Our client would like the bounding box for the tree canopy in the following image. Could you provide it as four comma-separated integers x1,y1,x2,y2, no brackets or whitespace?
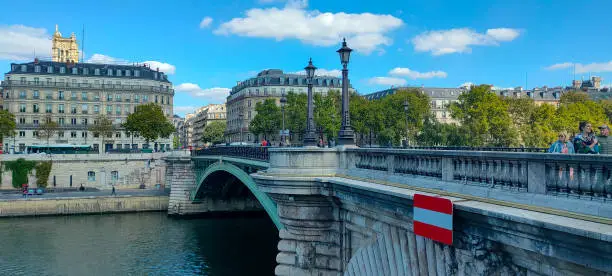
285,92,307,141
124,103,175,143
314,90,341,140
250,99,281,140
202,121,226,145
0,109,16,142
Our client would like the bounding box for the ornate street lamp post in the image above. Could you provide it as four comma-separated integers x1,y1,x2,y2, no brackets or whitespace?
336,38,355,146
304,58,317,147
280,92,287,146
403,99,409,148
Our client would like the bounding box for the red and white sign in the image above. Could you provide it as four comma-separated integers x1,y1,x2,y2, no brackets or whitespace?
413,194,453,245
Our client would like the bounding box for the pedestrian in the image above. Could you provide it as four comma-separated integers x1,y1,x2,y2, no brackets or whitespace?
111,185,116,196
22,189,27,198
598,125,610,155
79,184,85,191
548,132,574,154
574,121,600,154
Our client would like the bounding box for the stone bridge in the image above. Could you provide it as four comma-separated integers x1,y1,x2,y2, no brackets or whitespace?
165,146,612,276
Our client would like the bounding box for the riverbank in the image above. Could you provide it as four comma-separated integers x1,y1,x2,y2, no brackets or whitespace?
0,195,168,217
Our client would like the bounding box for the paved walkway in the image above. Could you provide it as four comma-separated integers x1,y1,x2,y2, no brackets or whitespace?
0,189,168,200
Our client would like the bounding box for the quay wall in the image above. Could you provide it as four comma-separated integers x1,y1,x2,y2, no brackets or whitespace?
0,195,168,217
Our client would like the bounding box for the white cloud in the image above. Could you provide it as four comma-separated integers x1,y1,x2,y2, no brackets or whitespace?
173,106,199,115
0,25,51,61
411,27,521,56
459,82,474,88
368,77,407,86
86,54,176,75
175,83,230,103
214,2,403,54
545,62,573,70
289,68,342,78
199,17,213,29
389,67,447,79
545,61,612,73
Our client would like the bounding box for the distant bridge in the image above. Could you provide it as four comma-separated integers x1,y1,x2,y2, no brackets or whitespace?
165,146,612,275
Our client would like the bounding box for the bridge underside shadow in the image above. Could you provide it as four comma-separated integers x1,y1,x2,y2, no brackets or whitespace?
192,162,283,230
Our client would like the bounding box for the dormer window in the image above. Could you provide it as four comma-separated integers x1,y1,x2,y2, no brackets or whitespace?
83,68,89,75
47,66,53,73
94,68,100,75
107,69,113,76
20,65,26,72
125,70,131,77
35,66,41,73
116,69,122,77
60,67,66,74
72,67,78,74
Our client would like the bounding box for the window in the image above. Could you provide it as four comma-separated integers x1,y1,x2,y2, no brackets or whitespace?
161,97,164,104
116,105,121,115
19,91,26,99
94,68,100,75
33,131,38,137
83,68,89,75
82,104,88,114
107,94,113,101
32,90,39,99
143,95,148,102
115,132,121,138
71,79,77,87
134,70,140,77
72,67,78,74
81,118,88,125
155,95,158,103
81,92,88,101
18,118,25,124
71,92,77,100
115,94,121,101
46,78,52,85
20,65,26,72
125,70,131,77
107,69,113,76
71,105,77,114
58,91,64,100
82,131,88,138
46,104,52,113
60,67,66,74
88,171,95,181
58,118,65,125
111,171,119,182
19,131,25,137
33,119,39,125
47,66,53,73
46,91,52,99
58,131,64,138
20,77,26,84
71,118,77,125
94,105,100,114
116,70,122,77
71,131,77,138
33,104,39,113
134,95,139,102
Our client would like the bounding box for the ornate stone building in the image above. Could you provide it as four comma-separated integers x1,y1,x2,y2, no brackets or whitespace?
225,69,346,143
52,25,79,63
192,104,226,147
1,60,174,153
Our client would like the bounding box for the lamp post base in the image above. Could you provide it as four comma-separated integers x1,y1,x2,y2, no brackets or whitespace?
337,128,355,146
303,131,317,147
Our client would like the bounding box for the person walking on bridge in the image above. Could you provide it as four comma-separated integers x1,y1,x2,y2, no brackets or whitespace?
111,185,116,196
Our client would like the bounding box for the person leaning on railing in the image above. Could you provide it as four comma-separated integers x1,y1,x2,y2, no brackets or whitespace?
548,131,574,154
573,121,600,154
598,125,610,155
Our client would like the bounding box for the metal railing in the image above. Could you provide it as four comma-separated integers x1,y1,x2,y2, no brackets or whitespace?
1,80,173,93
363,146,548,153
192,146,269,161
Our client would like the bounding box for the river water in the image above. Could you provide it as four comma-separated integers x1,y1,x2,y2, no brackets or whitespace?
0,212,279,276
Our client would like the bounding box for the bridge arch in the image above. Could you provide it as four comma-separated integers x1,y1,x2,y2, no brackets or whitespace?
192,161,283,230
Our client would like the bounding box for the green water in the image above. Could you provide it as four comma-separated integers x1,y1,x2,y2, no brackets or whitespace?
0,212,279,276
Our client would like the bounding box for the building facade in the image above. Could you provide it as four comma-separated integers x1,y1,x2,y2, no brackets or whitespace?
52,25,79,63
225,69,345,143
1,60,174,153
171,115,184,148
192,104,226,147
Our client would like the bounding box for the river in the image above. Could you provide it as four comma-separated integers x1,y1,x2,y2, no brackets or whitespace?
0,212,279,276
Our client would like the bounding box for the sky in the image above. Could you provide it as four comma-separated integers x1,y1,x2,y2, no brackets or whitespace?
0,0,611,116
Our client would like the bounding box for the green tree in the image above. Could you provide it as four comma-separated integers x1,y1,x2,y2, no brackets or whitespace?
377,88,431,146
285,92,307,142
0,109,16,145
350,93,383,146
553,97,607,136
449,85,517,147
314,90,341,140
600,99,612,123
250,99,281,140
173,135,180,149
202,121,226,145
124,103,175,144
37,115,59,146
90,115,114,153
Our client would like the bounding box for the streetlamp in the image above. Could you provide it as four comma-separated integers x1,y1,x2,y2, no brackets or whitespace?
403,99,409,148
304,58,317,147
238,112,244,143
336,38,355,146
280,92,287,146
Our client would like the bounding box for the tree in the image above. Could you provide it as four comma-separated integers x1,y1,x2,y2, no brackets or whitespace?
0,109,16,145
377,88,430,146
89,115,114,153
553,97,607,137
449,85,517,147
173,135,180,149
285,92,307,142
37,115,59,146
250,99,281,140
124,103,175,144
202,121,226,145
314,90,341,141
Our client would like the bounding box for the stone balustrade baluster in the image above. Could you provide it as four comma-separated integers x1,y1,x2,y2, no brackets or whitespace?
604,167,612,199
567,163,580,197
545,162,558,195
579,164,592,198
591,164,604,199
519,161,528,191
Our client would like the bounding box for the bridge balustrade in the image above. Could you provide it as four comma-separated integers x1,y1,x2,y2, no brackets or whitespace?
192,146,269,161
350,148,612,201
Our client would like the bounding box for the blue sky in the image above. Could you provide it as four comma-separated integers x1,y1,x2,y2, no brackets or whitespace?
1,0,611,116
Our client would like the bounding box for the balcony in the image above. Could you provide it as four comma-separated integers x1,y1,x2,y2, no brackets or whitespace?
33,95,40,99
1,80,174,93
82,111,88,114
59,96,65,100
46,96,53,100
